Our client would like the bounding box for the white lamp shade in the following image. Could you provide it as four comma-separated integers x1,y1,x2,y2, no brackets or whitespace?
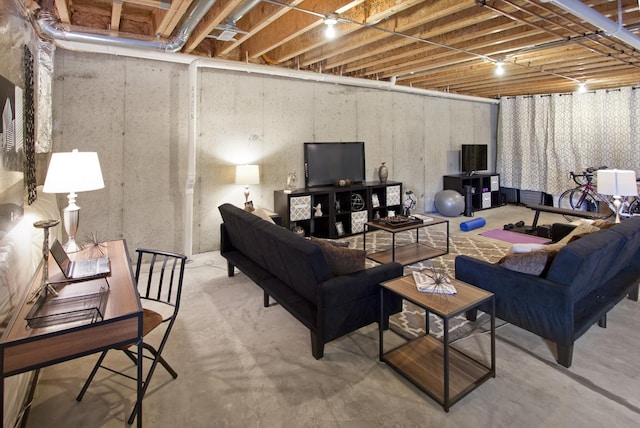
597,169,638,197
235,165,260,185
43,149,105,193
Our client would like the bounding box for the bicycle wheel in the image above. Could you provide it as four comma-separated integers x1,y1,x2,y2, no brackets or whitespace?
628,199,640,217
558,188,612,222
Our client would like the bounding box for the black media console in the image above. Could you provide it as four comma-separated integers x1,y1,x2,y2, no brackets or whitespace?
443,173,501,213
274,181,402,238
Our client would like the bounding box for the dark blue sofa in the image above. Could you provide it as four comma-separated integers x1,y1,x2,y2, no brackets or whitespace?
455,217,640,368
218,203,403,359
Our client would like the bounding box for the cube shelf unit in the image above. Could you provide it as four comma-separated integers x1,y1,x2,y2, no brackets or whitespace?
443,173,500,212
274,181,402,238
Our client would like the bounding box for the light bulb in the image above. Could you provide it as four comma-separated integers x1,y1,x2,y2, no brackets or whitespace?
325,24,336,39
578,82,587,93
495,61,505,76
324,17,337,39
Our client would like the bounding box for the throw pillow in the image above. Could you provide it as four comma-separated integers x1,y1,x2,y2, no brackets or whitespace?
311,237,365,276
252,208,276,224
592,219,615,229
544,223,600,251
497,251,549,276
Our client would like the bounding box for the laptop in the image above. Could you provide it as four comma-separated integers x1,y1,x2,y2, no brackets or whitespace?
50,239,111,280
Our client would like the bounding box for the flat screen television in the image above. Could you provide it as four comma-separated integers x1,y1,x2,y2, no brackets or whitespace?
304,142,366,188
461,144,488,175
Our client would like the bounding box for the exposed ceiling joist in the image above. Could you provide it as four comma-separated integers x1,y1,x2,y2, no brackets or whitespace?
32,0,640,98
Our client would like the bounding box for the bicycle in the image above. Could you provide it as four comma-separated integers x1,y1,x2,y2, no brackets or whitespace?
558,167,640,222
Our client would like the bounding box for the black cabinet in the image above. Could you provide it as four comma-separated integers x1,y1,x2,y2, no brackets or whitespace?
443,174,500,213
274,181,402,238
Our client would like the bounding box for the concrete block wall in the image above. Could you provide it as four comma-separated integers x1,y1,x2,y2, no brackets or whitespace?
51,50,497,255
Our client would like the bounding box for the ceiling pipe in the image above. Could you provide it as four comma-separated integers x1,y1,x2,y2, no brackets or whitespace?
37,0,218,53
226,0,262,26
540,0,640,50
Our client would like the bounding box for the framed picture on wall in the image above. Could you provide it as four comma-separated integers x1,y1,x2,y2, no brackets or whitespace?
0,73,26,237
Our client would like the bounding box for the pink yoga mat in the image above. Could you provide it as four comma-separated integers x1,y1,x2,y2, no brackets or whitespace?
480,229,551,244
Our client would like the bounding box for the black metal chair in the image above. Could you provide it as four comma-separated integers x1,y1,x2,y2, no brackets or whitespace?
76,248,187,424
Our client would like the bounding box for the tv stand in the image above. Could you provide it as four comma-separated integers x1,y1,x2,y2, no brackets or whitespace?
274,181,402,238
443,173,500,213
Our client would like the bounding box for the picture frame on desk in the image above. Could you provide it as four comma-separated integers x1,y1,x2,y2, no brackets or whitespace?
335,221,345,236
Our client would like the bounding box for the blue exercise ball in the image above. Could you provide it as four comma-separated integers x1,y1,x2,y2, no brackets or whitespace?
434,190,465,217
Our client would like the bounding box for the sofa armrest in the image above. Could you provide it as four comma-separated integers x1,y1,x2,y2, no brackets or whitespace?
550,223,577,242
318,262,403,343
220,223,235,254
455,255,572,309
319,262,403,307
455,255,575,344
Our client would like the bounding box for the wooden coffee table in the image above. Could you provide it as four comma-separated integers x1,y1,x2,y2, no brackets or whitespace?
379,274,495,412
364,216,449,266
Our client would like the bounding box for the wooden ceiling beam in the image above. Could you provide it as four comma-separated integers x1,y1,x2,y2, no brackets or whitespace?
239,0,361,60
320,6,499,72
358,28,554,80
217,0,306,56
345,18,542,77
155,0,193,37
404,55,636,93
54,0,71,23
266,0,426,64
293,0,477,67
111,1,123,30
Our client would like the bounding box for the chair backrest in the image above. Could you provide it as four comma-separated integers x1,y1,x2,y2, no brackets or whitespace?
134,248,187,316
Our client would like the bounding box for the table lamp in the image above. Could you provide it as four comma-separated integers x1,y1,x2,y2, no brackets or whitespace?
596,169,638,223
43,149,105,252
235,164,260,209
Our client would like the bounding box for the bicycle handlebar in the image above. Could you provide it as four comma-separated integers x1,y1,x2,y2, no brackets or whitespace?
568,166,608,185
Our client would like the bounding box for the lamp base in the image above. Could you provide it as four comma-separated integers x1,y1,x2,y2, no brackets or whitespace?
63,193,82,253
613,196,622,224
63,238,82,253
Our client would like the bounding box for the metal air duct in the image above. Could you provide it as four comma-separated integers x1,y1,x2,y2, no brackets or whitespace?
540,0,640,50
37,0,218,53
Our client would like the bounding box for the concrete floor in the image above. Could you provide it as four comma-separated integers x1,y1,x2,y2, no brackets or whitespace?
24,204,640,427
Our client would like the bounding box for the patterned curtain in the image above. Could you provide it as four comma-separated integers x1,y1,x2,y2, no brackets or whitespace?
497,86,640,196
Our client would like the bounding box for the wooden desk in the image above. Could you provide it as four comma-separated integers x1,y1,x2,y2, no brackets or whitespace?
0,240,143,427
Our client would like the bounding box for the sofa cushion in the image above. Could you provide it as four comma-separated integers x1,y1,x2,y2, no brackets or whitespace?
498,251,550,276
311,237,366,276
254,220,332,304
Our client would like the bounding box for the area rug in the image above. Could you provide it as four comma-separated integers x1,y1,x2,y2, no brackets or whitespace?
480,228,551,244
348,229,510,339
